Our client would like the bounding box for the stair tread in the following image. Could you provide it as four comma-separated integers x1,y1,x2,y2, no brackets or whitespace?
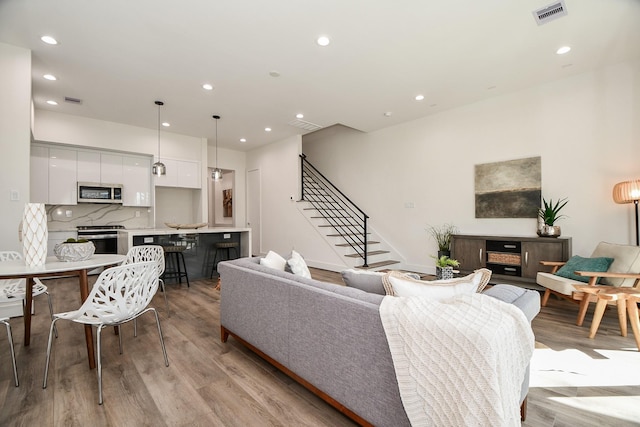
311,216,351,219
355,260,401,269
327,233,371,236
318,224,360,228
345,250,389,258
335,241,379,247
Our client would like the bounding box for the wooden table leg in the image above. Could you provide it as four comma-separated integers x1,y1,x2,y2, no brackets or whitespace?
24,277,34,346
78,270,96,369
589,297,608,339
617,297,628,337
627,298,640,351
577,295,592,326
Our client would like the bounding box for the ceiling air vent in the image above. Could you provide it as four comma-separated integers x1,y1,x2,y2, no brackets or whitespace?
288,119,323,132
533,1,567,25
64,96,83,105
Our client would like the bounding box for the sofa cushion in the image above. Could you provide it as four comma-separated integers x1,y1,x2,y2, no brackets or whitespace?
260,250,287,271
287,250,311,279
483,285,540,322
382,271,482,299
342,269,386,295
555,255,614,283
591,242,640,286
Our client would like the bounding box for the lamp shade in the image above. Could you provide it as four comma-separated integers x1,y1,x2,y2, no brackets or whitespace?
613,180,640,204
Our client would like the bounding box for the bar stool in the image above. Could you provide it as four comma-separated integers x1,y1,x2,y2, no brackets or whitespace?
210,242,239,278
162,245,190,287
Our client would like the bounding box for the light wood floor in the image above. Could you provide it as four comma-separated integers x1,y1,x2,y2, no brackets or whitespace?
0,269,639,426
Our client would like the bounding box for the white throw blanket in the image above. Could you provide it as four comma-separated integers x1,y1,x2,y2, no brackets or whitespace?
379,293,534,427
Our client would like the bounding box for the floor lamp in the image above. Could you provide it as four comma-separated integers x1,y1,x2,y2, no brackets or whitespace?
613,179,640,246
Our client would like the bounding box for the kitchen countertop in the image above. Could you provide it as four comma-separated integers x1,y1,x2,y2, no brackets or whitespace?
119,227,250,236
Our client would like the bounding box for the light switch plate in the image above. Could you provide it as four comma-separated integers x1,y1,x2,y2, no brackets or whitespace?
223,233,231,239
10,190,19,201
144,237,154,243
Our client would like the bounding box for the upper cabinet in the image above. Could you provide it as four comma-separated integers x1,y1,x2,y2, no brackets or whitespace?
31,143,152,207
154,159,201,189
122,155,151,206
31,144,80,205
77,151,123,185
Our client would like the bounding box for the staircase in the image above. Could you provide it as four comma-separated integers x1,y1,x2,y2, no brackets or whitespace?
299,154,400,270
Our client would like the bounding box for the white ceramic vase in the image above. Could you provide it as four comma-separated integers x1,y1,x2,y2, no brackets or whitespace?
22,203,48,267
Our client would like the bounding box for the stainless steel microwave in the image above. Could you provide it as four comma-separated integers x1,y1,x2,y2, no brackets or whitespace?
77,182,123,203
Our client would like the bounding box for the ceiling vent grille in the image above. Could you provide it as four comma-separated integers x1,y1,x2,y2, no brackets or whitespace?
64,96,83,105
533,1,567,25
288,119,323,132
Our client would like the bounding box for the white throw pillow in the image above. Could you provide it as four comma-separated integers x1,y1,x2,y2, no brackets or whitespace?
260,250,287,271
287,250,311,279
383,270,485,299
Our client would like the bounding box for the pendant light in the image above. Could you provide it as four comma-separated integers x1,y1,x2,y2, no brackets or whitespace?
152,100,166,176
211,115,223,181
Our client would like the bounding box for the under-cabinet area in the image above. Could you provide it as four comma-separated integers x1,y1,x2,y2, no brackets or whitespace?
450,234,572,288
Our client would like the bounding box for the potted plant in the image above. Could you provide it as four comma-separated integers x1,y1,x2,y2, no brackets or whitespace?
427,223,458,258
434,255,459,280
537,197,568,237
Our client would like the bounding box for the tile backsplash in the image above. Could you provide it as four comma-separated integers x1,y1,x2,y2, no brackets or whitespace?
47,204,153,231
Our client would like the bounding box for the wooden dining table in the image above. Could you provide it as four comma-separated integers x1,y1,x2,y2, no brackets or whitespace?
0,254,126,369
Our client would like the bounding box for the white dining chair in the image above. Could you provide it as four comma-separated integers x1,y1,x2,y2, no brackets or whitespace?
43,261,170,404
0,316,18,387
123,245,168,315
0,251,57,337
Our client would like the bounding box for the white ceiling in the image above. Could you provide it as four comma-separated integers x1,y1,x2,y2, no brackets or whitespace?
0,0,638,151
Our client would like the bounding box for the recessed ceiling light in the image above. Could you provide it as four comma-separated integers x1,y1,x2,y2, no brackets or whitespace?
202,83,214,91
46,100,58,105
265,127,272,132
384,112,392,117
41,35,58,45
269,70,281,78
316,36,330,47
162,122,170,127
240,138,247,143
43,74,57,81
296,113,304,119
415,95,425,101
556,46,571,55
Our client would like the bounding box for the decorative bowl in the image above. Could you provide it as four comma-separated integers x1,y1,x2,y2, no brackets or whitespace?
164,222,208,230
53,241,96,262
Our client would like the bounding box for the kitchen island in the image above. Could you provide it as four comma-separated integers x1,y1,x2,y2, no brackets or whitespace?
118,227,251,281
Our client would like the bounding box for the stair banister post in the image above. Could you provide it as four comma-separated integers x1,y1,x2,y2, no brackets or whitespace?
300,154,306,201
363,216,369,267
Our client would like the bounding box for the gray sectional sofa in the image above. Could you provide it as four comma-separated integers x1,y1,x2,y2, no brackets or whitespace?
218,257,540,427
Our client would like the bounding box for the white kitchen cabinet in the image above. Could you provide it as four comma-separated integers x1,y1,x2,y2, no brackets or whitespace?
122,155,151,206
30,145,49,203
78,151,124,185
154,159,200,189
48,147,77,205
177,160,200,188
77,151,100,183
101,153,123,184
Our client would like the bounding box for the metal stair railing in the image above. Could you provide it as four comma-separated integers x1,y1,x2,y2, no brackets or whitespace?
299,154,369,267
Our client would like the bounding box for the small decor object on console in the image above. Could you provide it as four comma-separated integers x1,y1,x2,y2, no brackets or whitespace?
427,223,458,258
537,197,568,237
53,239,95,262
434,255,459,280
21,203,48,267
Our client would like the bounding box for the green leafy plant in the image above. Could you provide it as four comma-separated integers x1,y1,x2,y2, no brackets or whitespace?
434,255,460,268
427,223,458,251
538,197,568,226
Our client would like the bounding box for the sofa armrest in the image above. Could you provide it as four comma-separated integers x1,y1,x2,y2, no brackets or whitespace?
539,260,566,274
483,285,540,322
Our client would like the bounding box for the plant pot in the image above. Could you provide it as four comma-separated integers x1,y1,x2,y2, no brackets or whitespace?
437,250,451,259
53,241,96,262
537,225,561,238
436,266,454,280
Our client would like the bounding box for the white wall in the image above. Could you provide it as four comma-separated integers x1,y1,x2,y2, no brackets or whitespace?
0,43,31,251
246,135,346,268
303,60,640,270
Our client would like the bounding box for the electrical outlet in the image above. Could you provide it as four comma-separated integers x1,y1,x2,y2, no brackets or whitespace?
10,190,19,201
404,202,415,208
135,211,140,218
65,210,73,218
223,233,231,239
